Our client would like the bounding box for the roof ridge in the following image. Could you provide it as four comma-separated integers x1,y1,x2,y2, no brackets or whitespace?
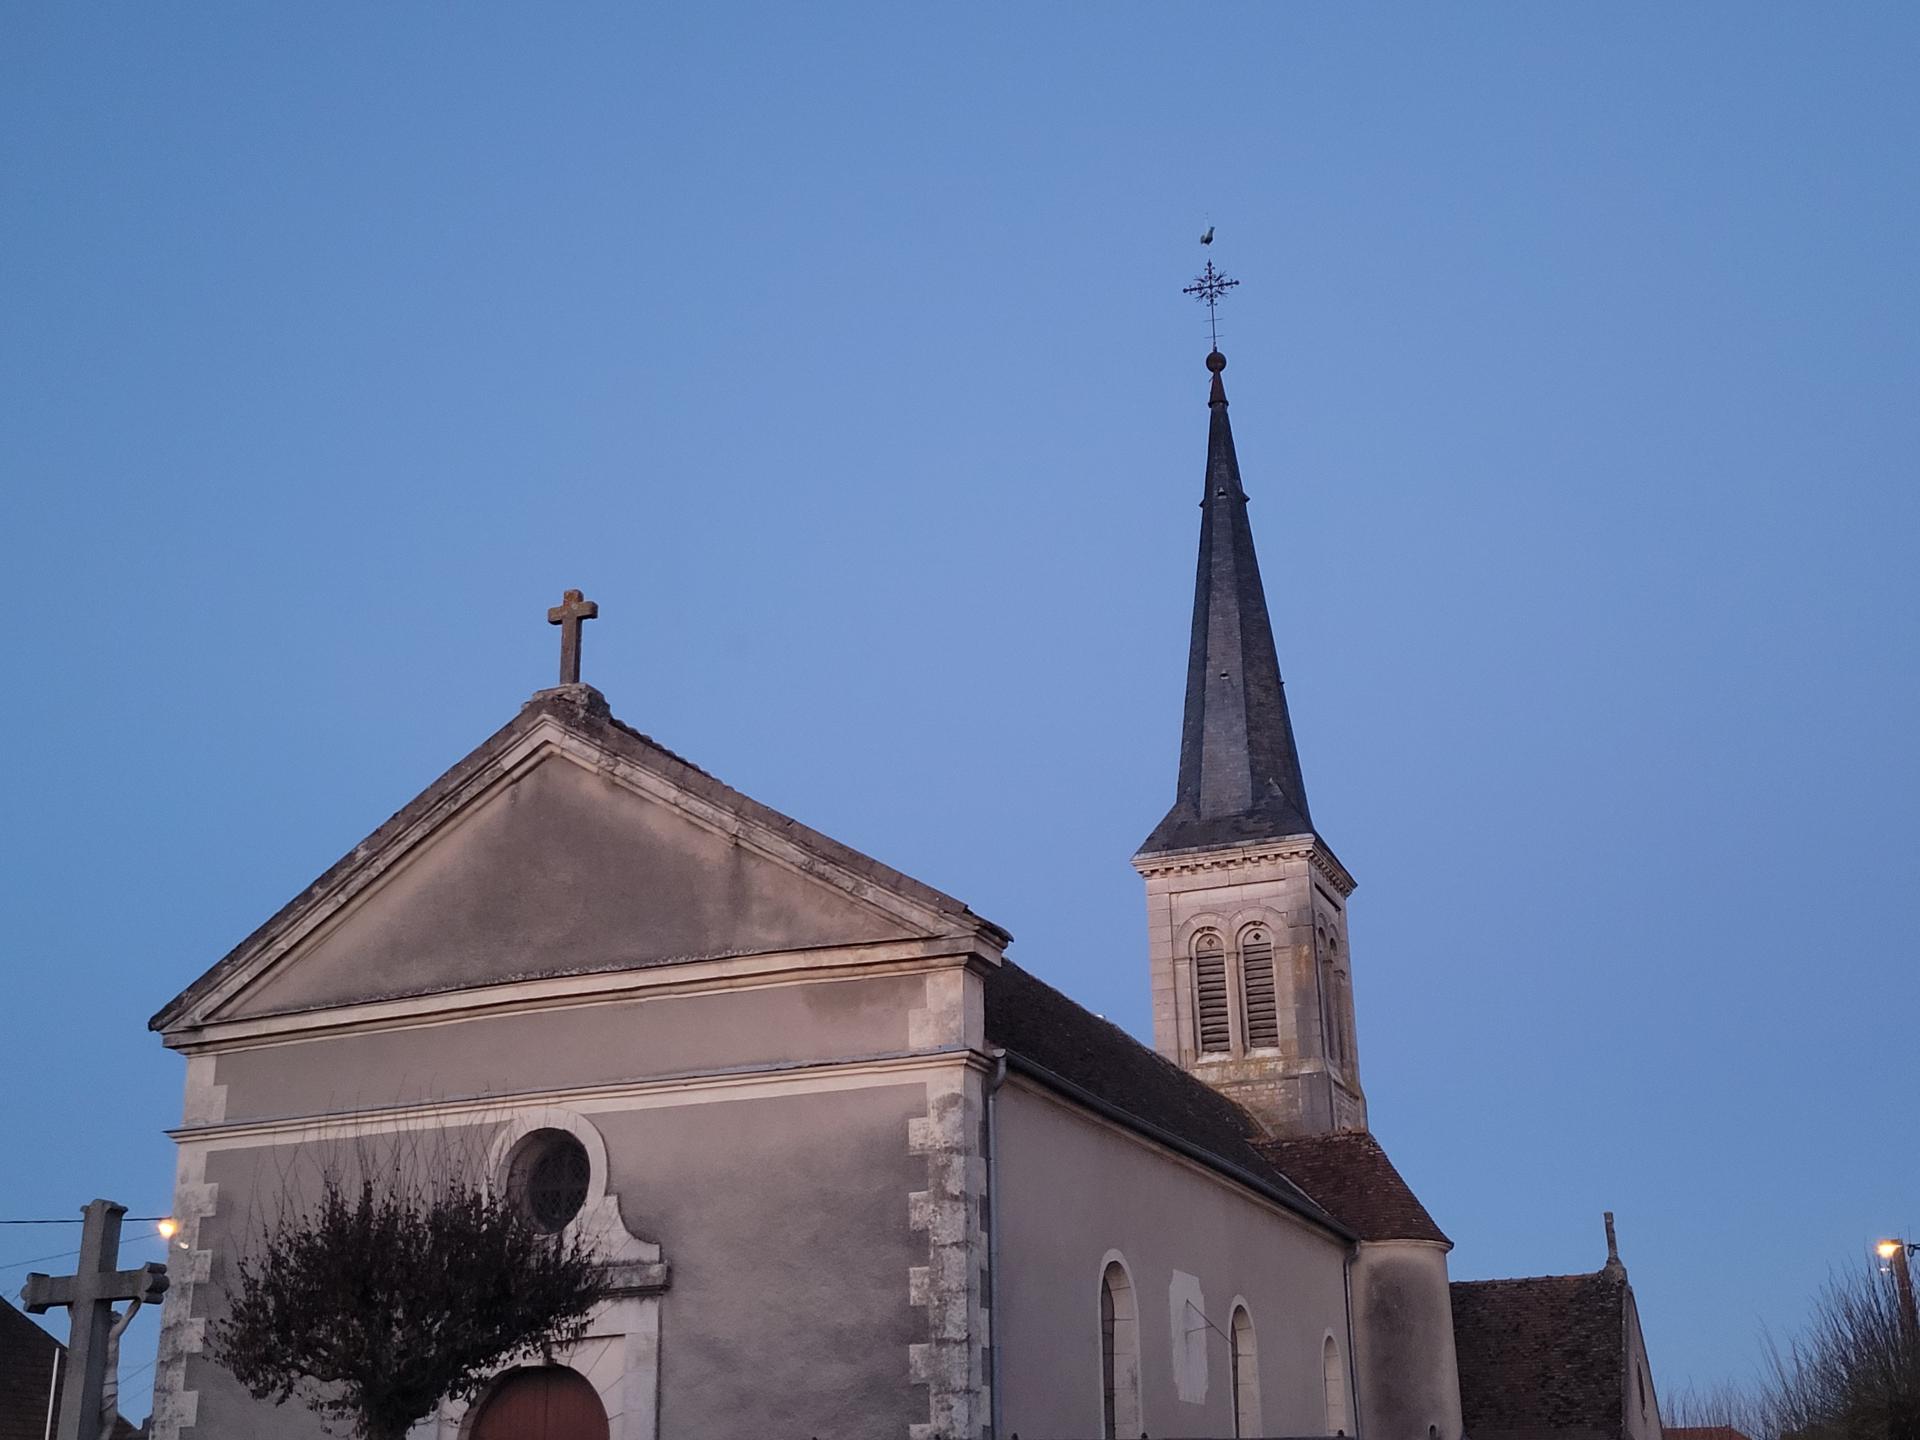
1451,1266,1626,1287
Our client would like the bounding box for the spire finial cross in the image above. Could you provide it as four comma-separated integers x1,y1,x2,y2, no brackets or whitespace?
547,588,599,685
1183,259,1240,352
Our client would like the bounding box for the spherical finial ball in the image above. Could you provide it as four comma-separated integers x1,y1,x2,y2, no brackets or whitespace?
1206,350,1227,373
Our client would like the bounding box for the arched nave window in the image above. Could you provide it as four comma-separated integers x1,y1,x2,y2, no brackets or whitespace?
1324,1334,1352,1437
1239,925,1279,1049
1099,1260,1141,1440
1229,1305,1260,1438
1192,931,1231,1054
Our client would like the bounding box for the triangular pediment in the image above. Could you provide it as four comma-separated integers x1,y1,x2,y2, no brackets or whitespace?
155,687,1000,1032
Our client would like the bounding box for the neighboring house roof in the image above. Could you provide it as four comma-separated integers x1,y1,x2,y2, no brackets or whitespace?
0,1302,141,1440
1450,1264,1630,1440
1254,1130,1450,1244
983,960,1352,1241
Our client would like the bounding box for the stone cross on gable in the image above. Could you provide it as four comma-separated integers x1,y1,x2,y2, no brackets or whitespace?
547,588,599,686
22,1199,168,1440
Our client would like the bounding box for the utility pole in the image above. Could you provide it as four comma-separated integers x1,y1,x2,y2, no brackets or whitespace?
1879,1239,1919,1348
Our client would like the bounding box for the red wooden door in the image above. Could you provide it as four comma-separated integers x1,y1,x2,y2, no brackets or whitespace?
470,1367,610,1440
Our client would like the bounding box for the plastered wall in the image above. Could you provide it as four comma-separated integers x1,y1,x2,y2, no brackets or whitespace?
208,969,931,1123
1348,1241,1464,1440
993,1079,1353,1439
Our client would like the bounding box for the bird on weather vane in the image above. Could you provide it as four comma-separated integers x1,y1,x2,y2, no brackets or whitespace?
1183,227,1238,352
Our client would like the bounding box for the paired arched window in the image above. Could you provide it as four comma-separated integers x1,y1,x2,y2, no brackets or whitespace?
1323,1334,1352,1436
1190,924,1281,1058
1229,1305,1261,1437
1099,1262,1141,1440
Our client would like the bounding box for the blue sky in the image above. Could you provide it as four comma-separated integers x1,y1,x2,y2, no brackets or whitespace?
3,3,1916,1420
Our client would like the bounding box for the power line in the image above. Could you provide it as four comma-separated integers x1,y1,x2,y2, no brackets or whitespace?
0,1217,168,1226
2,1232,168,1276
0,1247,83,1274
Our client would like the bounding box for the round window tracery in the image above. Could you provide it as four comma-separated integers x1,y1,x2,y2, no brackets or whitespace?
506,1129,591,1233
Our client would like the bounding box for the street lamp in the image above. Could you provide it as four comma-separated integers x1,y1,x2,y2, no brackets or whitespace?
1877,1238,1919,1345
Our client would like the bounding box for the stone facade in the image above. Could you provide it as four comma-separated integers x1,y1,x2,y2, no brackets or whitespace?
148,691,1010,1440
1136,834,1367,1137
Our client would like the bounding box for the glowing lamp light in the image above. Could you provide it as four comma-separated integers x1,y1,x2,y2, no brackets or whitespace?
1878,1240,1902,1260
157,1218,178,1241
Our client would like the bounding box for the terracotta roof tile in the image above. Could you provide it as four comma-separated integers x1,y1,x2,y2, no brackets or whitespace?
1450,1267,1628,1440
1254,1131,1450,1244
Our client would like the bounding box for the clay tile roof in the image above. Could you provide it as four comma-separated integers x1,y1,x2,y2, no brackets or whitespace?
982,961,1348,1238
0,1302,141,1440
1449,1267,1629,1440
1253,1130,1450,1244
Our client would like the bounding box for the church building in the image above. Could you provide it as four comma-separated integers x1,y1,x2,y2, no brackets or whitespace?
146,339,1664,1440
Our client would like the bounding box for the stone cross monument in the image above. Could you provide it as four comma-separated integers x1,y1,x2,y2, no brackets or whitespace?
21,1199,169,1440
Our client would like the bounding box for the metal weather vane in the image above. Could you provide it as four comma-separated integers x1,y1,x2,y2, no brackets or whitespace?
1183,256,1240,352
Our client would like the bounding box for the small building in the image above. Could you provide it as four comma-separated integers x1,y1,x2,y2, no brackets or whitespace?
1451,1220,1663,1440
1,1301,142,1440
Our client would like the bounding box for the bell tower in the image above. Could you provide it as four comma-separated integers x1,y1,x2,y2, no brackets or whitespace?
1133,347,1366,1137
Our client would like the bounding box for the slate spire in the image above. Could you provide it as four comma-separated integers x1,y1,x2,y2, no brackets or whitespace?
1139,350,1316,855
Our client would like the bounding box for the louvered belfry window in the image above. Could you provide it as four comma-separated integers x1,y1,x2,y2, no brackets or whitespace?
1193,932,1231,1054
1240,927,1280,1049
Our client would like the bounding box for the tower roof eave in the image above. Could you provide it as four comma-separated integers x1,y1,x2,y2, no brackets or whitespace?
1136,795,1316,858
1132,814,1354,895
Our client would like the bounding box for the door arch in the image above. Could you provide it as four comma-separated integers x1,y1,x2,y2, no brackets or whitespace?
470,1366,610,1440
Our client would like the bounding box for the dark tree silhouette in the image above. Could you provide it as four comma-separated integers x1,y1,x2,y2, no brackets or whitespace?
1664,1260,1920,1440
210,1169,606,1440
1764,1260,1920,1440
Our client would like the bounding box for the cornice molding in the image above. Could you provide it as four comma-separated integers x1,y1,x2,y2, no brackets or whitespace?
167,1046,991,1146
164,938,996,1054
1133,834,1356,895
